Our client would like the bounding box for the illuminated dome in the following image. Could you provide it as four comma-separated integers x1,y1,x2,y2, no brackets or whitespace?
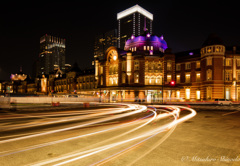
10,72,27,81
10,67,27,81
124,32,168,54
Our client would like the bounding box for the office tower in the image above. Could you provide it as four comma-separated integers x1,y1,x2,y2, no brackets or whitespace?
117,4,153,49
94,29,118,60
37,34,66,76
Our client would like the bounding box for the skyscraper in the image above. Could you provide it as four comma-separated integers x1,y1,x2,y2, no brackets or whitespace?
117,4,153,49
37,34,66,76
94,29,118,60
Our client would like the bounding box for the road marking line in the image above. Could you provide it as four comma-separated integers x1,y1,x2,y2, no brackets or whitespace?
222,110,240,116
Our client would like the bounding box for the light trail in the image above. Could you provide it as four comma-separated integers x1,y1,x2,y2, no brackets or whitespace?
0,108,121,131
0,106,153,157
0,104,145,143
29,105,196,166
0,103,196,166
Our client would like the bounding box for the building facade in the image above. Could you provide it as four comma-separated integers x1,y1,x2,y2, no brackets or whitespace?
95,32,174,103
117,5,153,49
93,33,240,102
175,34,240,101
37,34,66,76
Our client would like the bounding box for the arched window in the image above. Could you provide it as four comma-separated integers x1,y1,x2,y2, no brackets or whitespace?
150,76,155,85
156,76,162,85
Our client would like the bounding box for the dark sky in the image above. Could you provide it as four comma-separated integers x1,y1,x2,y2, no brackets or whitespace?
0,0,239,80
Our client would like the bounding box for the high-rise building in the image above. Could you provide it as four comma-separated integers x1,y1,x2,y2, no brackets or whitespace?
94,29,118,60
37,34,66,76
117,4,153,49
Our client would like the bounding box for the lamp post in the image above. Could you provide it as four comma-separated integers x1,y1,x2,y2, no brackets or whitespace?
162,75,163,104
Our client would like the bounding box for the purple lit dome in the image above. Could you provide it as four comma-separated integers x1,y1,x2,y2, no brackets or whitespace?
125,33,168,53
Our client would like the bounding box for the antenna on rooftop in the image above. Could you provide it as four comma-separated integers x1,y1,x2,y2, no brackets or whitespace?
144,17,147,31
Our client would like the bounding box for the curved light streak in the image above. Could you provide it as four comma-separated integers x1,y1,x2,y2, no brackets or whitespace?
0,104,196,166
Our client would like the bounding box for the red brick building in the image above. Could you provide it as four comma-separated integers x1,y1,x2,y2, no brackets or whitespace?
95,33,240,102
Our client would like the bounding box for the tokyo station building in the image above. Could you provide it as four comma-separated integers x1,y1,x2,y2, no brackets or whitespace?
94,33,240,102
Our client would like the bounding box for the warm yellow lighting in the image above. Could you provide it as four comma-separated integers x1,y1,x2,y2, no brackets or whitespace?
176,91,180,99
113,55,117,61
185,88,190,100
196,90,200,100
127,52,132,76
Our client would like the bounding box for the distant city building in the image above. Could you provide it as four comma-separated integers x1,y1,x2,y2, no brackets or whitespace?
117,4,153,49
37,34,66,76
94,29,118,60
64,64,72,73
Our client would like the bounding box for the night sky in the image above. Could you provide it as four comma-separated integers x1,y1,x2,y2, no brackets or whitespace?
0,0,239,80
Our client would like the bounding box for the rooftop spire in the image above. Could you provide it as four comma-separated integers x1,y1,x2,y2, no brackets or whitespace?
144,17,147,31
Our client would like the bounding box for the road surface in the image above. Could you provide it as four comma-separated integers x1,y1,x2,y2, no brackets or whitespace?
0,103,196,166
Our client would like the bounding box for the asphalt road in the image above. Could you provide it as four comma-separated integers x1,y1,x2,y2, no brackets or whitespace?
0,104,239,166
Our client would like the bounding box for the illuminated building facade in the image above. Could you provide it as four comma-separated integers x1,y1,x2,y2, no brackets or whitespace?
37,34,66,76
94,33,240,102
95,32,175,103
175,34,240,101
117,5,153,49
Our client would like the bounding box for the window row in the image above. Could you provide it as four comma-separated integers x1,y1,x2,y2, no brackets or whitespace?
145,62,162,72
176,61,200,71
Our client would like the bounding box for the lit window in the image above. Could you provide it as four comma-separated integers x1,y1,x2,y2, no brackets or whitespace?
225,88,230,100
147,46,150,50
144,46,146,50
185,74,190,83
176,91,180,99
225,71,231,81
149,76,155,85
134,72,139,83
196,61,200,68
176,75,180,83
206,70,212,81
156,76,162,85
167,62,172,71
196,90,200,100
185,88,190,100
134,61,139,70
196,73,201,82
150,46,153,50
207,87,212,100
100,66,103,74
167,75,172,83
207,58,212,66
226,58,232,66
